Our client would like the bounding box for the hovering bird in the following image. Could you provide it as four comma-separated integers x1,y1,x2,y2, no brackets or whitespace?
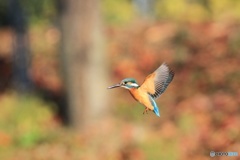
108,63,174,117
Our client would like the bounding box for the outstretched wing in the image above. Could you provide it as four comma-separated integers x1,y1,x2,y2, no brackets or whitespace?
140,63,174,99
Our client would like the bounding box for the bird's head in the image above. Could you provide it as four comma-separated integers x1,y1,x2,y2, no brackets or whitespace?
108,78,139,90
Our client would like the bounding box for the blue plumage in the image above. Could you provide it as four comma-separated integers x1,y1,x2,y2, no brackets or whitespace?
149,96,160,117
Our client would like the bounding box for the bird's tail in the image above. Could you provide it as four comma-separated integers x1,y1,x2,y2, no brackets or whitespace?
149,96,160,117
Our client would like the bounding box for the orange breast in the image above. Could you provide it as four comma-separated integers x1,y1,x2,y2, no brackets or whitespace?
129,88,154,110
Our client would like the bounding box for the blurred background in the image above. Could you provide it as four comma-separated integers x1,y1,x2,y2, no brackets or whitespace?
0,0,240,159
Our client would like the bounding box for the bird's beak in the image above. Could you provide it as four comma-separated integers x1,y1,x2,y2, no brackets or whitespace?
107,83,121,89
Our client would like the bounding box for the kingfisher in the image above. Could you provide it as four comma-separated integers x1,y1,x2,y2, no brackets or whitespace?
108,63,174,117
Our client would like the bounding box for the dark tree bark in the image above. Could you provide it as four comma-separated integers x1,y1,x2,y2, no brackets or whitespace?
8,0,32,92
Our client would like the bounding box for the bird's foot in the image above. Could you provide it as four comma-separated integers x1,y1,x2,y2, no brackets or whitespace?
143,108,149,115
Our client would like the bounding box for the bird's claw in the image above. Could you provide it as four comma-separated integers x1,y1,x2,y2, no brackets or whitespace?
143,108,149,115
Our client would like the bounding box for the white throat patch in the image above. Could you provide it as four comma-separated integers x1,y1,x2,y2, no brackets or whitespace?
131,83,139,87
121,83,139,89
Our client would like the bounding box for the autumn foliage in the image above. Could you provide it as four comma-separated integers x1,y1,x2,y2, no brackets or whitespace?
0,0,240,159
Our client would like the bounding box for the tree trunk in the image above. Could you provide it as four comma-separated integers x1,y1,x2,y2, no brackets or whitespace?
59,0,108,129
8,0,32,92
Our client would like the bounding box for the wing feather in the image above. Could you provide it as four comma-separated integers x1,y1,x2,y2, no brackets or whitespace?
140,63,174,99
